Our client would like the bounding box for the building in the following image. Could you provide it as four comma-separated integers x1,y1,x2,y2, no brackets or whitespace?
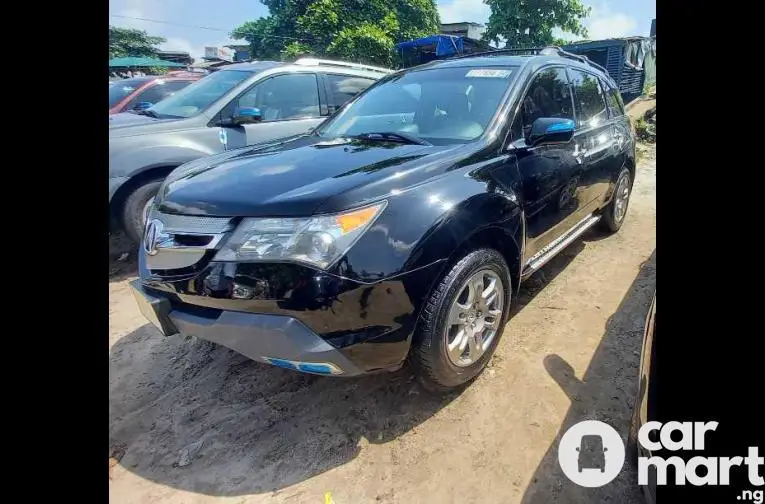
562,37,656,103
156,50,193,65
439,22,486,41
650,18,656,37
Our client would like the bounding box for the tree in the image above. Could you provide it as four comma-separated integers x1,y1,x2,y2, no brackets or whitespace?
109,26,166,59
231,0,439,66
483,0,590,48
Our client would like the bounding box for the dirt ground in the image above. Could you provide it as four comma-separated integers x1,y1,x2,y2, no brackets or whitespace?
109,144,656,504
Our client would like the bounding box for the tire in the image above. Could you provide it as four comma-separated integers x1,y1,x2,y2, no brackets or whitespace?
600,167,632,233
410,248,511,392
121,179,162,244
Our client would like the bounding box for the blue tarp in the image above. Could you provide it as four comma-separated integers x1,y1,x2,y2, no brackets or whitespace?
394,35,464,57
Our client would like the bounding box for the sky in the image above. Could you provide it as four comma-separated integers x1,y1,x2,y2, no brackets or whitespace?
109,0,656,59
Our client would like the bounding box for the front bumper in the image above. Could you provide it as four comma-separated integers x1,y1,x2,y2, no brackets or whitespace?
130,279,366,376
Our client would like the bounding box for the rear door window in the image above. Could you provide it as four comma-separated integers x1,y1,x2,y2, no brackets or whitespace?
568,69,609,128
601,78,625,117
325,74,376,111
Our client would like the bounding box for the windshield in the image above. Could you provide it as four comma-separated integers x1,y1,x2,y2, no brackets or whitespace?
317,66,517,145
109,78,148,107
148,70,253,119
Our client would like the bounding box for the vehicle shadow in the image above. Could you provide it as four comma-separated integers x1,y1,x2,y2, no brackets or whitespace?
109,232,613,497
520,249,656,504
109,325,459,496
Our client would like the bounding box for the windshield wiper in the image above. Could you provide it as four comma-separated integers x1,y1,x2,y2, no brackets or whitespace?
352,132,431,146
135,109,159,118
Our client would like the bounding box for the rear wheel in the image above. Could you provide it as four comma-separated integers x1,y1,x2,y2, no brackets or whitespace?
121,179,162,244
600,167,632,233
410,249,511,392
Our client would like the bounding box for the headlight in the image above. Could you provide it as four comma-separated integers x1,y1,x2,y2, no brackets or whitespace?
213,201,387,269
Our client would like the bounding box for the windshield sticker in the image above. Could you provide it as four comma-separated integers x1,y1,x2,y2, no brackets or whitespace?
465,69,512,78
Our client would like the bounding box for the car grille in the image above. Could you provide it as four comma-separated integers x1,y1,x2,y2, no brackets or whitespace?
144,210,235,274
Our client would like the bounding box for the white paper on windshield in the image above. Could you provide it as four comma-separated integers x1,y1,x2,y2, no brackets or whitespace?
465,69,512,78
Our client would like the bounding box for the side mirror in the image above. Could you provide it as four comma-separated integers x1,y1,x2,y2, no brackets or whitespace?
575,447,580,452
233,107,262,125
527,118,575,147
603,447,608,452
133,101,154,111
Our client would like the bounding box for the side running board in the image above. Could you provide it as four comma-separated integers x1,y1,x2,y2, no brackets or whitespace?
521,214,601,279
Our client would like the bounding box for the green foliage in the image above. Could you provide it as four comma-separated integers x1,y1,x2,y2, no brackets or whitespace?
109,26,166,59
232,0,439,66
148,66,169,75
281,41,314,60
484,0,590,48
327,24,395,67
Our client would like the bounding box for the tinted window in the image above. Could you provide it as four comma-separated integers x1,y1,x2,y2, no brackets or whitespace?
602,78,625,117
132,80,193,107
326,74,375,110
318,66,518,145
569,69,608,128
235,73,320,122
149,70,253,118
108,78,149,107
519,67,573,138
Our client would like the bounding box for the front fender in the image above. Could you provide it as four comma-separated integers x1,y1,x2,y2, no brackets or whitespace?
336,166,523,284
109,141,215,179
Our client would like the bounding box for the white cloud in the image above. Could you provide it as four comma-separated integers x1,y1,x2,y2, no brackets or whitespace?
111,0,201,58
438,0,491,24
436,0,638,43
586,11,637,40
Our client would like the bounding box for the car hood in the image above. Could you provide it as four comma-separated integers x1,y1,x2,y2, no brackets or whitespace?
109,112,196,138
156,135,467,217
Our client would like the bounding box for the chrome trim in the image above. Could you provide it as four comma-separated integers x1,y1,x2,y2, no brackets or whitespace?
147,209,233,235
522,213,601,278
143,211,233,270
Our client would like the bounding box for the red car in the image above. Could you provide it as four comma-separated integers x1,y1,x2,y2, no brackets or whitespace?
109,74,202,114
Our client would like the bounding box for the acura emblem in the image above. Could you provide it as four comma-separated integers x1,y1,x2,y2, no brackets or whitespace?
143,219,164,256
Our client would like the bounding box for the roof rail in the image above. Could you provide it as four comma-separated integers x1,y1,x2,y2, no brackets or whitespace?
293,58,391,74
447,45,610,75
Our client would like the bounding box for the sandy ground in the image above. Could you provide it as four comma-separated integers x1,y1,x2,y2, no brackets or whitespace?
109,144,656,504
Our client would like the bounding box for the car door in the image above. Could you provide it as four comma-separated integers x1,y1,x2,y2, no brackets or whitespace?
567,68,621,210
505,66,586,262
322,73,377,115
217,72,327,150
601,76,631,195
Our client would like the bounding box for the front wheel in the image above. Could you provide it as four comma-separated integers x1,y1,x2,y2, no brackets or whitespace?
600,167,632,233
121,179,162,244
410,248,511,392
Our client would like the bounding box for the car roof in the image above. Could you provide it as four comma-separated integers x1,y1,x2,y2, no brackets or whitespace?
217,59,389,79
408,53,611,81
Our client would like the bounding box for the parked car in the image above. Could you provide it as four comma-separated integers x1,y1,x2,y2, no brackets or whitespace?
110,58,389,243
130,47,635,391
109,75,201,115
629,292,656,504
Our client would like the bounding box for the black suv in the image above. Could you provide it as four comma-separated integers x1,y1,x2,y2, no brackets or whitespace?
130,48,636,391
